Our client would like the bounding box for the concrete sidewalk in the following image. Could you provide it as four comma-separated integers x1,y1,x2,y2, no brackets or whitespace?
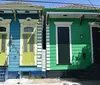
1,79,100,85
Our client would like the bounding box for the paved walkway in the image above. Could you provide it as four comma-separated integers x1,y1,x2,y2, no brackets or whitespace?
1,79,100,85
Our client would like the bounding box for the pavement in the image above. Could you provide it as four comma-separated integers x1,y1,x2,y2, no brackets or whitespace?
1,79,100,85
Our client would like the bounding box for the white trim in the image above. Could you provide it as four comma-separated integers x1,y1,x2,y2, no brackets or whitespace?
54,22,73,64
19,18,38,66
88,22,100,64
0,18,11,65
47,12,99,15
47,68,50,70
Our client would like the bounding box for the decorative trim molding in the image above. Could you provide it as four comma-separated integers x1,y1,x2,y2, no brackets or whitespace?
19,17,38,25
19,17,38,66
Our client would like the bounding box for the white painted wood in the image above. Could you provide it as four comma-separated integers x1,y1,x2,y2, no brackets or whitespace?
88,22,100,63
37,62,42,64
37,65,42,67
47,58,50,61
42,50,46,71
47,68,50,70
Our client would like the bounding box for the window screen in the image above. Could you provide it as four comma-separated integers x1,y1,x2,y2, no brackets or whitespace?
30,35,34,52
1,34,6,52
23,35,28,52
24,27,33,32
57,27,70,65
0,27,6,32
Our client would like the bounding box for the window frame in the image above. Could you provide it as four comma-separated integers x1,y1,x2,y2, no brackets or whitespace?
54,22,72,64
19,18,38,66
0,17,11,66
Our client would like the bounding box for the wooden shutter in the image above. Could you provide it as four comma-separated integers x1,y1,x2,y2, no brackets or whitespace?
1,34,6,52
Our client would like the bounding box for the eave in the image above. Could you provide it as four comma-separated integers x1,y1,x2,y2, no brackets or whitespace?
44,8,99,14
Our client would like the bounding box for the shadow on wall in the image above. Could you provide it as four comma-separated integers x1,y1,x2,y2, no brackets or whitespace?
60,44,91,79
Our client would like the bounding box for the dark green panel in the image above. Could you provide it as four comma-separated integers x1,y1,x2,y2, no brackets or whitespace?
58,27,70,64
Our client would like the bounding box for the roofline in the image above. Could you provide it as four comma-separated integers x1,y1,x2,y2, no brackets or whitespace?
47,12,99,15
0,2,44,10
44,8,99,14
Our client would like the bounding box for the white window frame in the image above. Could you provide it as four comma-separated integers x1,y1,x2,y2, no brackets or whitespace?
23,27,34,33
54,22,73,64
19,17,38,66
88,22,100,64
0,17,11,65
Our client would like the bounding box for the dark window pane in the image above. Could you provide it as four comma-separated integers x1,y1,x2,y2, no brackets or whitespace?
1,34,6,52
24,27,33,32
0,27,6,32
57,27,70,65
23,35,28,52
30,35,34,52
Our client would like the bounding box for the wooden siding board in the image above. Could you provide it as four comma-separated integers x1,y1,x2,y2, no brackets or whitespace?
48,18,94,70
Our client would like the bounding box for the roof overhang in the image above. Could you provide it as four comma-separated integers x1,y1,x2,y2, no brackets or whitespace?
0,2,44,14
47,12,99,15
47,12,99,18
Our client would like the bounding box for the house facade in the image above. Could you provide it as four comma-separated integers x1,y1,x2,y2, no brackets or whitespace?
0,2,46,81
0,2,100,81
45,4,100,78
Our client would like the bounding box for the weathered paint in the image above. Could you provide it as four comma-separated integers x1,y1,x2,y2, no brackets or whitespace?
0,14,43,76
46,18,96,70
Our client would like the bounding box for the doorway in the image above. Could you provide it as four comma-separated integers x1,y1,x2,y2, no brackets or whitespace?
92,27,100,64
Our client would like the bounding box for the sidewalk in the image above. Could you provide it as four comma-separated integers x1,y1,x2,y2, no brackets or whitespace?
1,78,100,85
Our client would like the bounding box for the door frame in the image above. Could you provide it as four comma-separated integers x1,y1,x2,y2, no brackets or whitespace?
54,22,73,64
19,17,38,66
89,22,100,64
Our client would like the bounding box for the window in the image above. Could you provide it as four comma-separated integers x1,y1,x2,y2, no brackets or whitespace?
24,27,33,32
0,27,6,32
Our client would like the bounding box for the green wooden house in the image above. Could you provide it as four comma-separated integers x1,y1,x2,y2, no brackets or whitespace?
45,4,100,78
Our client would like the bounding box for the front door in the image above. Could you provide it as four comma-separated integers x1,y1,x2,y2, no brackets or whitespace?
92,27,100,64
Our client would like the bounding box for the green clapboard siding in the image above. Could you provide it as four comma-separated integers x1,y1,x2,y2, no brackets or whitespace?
0,34,7,66
49,18,95,70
